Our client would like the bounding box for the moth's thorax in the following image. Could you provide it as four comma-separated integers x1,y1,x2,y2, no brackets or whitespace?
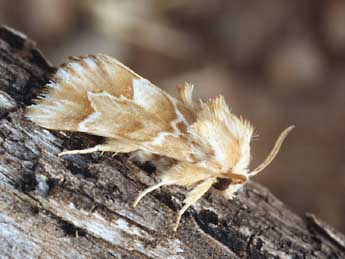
195,159,223,172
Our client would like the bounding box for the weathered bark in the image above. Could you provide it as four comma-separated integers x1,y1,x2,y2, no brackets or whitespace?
0,25,344,259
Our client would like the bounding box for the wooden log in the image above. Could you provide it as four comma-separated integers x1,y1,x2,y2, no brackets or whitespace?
0,25,344,259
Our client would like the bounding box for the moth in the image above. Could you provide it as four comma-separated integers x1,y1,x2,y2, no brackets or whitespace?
26,54,294,231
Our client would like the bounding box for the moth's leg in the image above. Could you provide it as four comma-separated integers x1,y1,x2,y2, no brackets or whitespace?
59,138,138,157
58,144,114,156
220,183,244,200
173,178,216,231
132,162,212,215
132,181,167,207
129,150,154,163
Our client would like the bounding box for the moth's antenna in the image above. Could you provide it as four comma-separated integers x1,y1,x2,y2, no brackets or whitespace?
248,125,295,177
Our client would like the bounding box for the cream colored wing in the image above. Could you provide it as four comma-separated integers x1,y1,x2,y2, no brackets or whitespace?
27,54,192,130
26,54,200,162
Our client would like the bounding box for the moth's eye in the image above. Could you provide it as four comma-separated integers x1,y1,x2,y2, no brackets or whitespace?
213,178,232,191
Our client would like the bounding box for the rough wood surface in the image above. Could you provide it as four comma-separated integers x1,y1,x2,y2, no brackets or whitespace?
0,25,344,259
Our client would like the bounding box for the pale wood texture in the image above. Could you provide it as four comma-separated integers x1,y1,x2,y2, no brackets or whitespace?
0,25,345,259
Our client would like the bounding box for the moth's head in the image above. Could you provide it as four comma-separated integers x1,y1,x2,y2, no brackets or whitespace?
213,169,249,192
213,176,247,200
214,125,295,199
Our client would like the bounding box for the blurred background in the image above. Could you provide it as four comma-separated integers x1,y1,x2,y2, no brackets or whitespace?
1,0,344,232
